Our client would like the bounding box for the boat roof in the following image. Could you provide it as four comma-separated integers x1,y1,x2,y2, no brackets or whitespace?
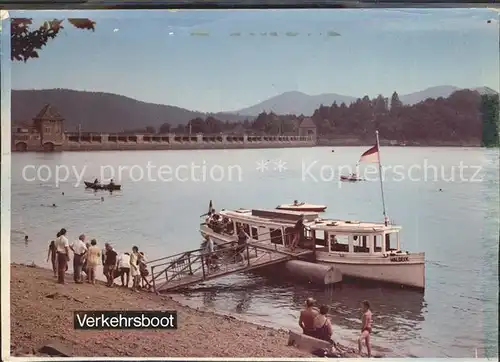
218,208,401,233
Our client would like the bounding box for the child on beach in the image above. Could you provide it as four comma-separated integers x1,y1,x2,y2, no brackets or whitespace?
358,300,372,357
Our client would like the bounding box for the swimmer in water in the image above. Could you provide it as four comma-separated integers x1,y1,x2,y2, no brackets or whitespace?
439,188,443,192
52,203,57,207
101,197,104,202
62,192,65,196
24,235,29,244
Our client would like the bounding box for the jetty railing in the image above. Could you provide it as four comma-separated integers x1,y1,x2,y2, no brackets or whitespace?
148,240,248,292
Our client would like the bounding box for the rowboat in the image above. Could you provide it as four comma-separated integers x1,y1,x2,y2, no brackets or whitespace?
84,181,121,191
340,175,364,182
276,201,327,212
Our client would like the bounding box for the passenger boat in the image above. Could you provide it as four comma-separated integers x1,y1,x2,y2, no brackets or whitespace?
84,181,121,191
276,201,327,212
200,208,425,290
200,131,425,290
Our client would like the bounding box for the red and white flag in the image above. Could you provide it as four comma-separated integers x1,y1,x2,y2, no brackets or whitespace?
359,144,379,163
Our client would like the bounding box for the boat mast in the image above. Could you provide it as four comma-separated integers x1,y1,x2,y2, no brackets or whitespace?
375,130,388,226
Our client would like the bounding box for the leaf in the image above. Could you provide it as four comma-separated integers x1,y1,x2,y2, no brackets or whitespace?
67,18,96,31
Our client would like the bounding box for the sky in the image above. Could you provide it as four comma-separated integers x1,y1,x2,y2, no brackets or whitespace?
8,8,500,113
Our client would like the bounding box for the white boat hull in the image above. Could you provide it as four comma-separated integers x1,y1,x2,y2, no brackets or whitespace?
316,252,425,290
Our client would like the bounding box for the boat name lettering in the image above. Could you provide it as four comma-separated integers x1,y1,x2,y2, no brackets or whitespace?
390,256,409,262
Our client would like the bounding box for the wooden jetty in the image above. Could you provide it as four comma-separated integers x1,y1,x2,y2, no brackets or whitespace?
145,240,313,293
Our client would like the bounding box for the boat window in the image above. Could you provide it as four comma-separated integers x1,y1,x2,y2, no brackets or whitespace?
251,227,258,240
243,223,250,234
269,228,283,245
330,235,349,252
385,233,397,251
315,230,326,247
374,235,383,252
353,235,369,253
284,227,294,247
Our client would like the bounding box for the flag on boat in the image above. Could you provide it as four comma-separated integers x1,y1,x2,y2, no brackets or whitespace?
359,144,379,163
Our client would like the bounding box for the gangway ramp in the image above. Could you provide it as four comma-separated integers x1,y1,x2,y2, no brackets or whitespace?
146,241,313,293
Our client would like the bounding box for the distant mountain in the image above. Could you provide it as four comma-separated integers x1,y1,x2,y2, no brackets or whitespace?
232,91,357,117
233,86,498,116
11,89,251,133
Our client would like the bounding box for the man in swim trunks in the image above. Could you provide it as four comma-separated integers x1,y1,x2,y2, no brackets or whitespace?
358,300,372,357
298,297,319,337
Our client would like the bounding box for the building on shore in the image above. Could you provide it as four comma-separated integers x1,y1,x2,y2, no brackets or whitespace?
12,104,317,152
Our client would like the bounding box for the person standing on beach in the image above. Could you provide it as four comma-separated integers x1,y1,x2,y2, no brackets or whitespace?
117,252,131,287
54,228,70,284
103,244,118,287
358,300,372,357
47,239,57,277
86,239,101,285
130,246,140,292
70,234,88,283
299,297,319,337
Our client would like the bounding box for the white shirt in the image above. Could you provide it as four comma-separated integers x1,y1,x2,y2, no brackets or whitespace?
118,253,131,268
71,239,88,255
55,235,69,253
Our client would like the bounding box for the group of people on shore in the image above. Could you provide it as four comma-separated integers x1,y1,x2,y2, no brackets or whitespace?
299,297,373,357
47,228,149,291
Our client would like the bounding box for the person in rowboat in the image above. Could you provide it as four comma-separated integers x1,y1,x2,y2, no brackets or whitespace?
358,300,373,357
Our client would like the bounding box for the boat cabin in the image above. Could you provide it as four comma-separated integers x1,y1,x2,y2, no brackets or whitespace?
208,209,402,255
308,219,402,255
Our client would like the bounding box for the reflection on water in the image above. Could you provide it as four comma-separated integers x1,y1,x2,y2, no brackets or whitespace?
175,270,425,356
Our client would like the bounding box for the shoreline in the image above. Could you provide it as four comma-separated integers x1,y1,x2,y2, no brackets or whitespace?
9,263,367,358
10,143,486,154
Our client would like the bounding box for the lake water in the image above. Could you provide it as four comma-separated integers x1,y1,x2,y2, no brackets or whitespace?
9,147,499,358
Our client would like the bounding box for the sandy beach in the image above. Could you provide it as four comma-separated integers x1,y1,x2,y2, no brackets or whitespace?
10,263,317,358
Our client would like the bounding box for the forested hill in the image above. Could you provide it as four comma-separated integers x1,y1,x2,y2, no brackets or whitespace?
306,89,499,145
11,89,251,133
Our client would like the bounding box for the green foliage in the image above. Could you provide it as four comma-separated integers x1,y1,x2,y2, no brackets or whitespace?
481,94,500,147
11,18,95,62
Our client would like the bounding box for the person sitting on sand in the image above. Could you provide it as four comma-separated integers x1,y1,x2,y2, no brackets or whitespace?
117,252,131,287
47,239,57,277
312,305,333,343
299,297,319,337
86,239,101,285
358,300,372,357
